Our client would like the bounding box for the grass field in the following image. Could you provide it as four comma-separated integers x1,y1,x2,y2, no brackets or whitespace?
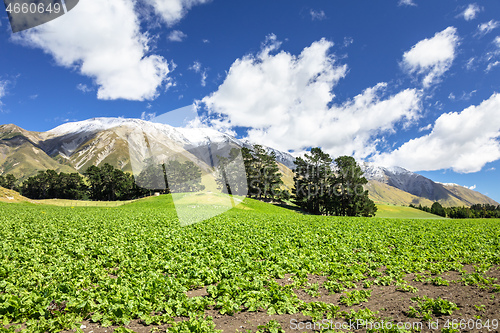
374,204,444,219
0,196,499,333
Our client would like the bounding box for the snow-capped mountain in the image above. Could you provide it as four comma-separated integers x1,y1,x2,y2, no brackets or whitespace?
0,117,498,207
361,163,498,206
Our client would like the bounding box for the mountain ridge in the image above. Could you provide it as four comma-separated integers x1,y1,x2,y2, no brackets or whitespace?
0,117,497,207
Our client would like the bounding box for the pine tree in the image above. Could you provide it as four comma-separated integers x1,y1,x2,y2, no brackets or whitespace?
292,149,377,217
292,148,333,215
245,145,284,201
332,155,376,217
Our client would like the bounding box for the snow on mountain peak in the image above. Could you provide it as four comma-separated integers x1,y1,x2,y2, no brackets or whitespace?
48,117,151,135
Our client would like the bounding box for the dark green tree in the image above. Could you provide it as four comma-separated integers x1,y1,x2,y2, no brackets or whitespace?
0,174,18,191
21,171,87,199
292,148,333,215
84,163,143,201
244,145,285,201
332,156,376,217
165,160,205,193
216,148,247,196
135,160,170,195
292,149,377,217
431,202,446,217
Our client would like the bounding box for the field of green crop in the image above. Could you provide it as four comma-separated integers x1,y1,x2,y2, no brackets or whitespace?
1,196,499,333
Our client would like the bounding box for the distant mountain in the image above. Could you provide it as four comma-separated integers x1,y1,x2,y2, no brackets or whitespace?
0,117,497,207
361,163,499,207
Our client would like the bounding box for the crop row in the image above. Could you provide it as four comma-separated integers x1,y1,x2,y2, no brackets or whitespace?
0,198,499,332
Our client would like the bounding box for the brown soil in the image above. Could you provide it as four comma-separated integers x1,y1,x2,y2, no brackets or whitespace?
62,266,500,333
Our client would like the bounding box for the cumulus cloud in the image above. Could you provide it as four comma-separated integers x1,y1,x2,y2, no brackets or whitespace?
11,0,207,101
477,20,499,36
310,9,326,21
143,0,210,26
401,27,459,88
398,0,416,7
12,0,172,101
460,4,481,21
372,93,500,173
203,36,422,159
167,30,187,42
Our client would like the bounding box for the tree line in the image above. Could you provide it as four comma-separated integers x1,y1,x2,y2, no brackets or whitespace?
16,160,207,201
2,145,377,217
0,174,17,191
239,145,377,217
410,202,500,218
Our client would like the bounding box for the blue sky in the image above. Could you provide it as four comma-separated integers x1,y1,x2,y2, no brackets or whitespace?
1,0,500,202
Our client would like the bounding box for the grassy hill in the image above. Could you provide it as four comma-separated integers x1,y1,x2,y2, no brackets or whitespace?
375,204,445,219
365,180,435,207
0,186,35,203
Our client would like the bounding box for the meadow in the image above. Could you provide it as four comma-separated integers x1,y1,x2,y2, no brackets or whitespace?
0,196,499,333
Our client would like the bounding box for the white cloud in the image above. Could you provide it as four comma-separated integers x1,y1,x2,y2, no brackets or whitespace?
141,111,156,120
76,83,93,93
189,61,208,86
398,0,416,7
486,61,500,72
468,184,477,190
343,37,354,48
401,27,459,88
11,0,208,101
203,36,422,159
167,30,187,42
189,61,202,72
477,20,499,36
310,9,326,21
143,0,210,26
13,0,171,101
460,4,481,21
419,123,432,132
465,57,476,70
484,36,500,71
0,80,6,99
372,93,500,173
0,80,7,111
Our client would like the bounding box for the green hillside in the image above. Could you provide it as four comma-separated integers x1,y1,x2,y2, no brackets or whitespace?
375,204,445,219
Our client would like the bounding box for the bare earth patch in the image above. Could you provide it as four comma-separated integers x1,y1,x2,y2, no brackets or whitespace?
61,266,500,333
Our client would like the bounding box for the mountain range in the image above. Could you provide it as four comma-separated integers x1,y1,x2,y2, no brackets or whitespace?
0,117,497,207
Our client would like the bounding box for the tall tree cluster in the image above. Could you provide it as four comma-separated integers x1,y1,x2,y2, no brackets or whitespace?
216,148,248,196
135,159,206,194
292,148,377,217
411,202,500,218
21,170,87,200
84,164,144,201
241,145,287,201
0,174,17,191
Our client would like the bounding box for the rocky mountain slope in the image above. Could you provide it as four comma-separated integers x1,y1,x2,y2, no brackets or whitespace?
361,163,498,207
0,117,497,207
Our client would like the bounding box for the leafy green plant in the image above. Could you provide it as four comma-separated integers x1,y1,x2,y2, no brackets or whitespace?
256,320,285,333
408,296,458,318
304,283,320,297
340,290,372,306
